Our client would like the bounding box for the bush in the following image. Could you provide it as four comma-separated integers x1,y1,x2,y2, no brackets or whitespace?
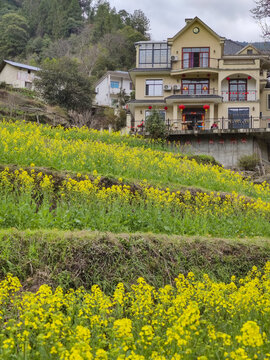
238,154,259,171
145,109,168,140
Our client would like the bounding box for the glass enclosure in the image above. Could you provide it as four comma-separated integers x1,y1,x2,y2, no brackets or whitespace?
138,42,171,68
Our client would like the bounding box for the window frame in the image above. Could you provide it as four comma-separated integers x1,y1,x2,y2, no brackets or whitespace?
145,79,163,97
145,109,166,122
181,79,209,95
229,79,247,101
182,47,210,69
110,81,120,89
267,94,270,110
139,43,171,67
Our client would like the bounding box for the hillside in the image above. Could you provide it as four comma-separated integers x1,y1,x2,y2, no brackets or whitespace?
0,119,270,358
0,87,69,124
0,0,149,82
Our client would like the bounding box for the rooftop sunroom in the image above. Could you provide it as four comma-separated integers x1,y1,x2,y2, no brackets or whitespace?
135,41,171,69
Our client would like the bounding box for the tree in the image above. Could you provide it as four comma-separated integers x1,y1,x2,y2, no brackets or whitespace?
130,9,150,36
79,0,94,20
251,0,270,38
34,57,93,113
145,110,168,140
0,12,29,58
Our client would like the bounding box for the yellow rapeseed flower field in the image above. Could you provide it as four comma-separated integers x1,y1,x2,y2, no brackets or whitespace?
0,264,270,359
0,120,269,201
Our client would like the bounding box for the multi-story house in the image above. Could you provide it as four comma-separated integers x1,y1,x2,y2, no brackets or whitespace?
128,17,270,133
0,60,40,89
95,71,133,108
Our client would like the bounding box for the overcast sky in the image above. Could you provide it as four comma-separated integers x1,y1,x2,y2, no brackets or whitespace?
109,0,265,42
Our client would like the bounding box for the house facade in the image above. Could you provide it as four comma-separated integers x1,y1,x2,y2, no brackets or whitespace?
0,60,40,89
128,17,270,132
95,71,133,107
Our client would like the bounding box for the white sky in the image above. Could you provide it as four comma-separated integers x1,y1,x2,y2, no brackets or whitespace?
109,0,265,42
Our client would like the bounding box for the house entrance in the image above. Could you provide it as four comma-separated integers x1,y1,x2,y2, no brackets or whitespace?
183,108,205,130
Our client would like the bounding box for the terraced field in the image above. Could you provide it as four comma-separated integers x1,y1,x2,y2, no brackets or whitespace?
0,120,270,359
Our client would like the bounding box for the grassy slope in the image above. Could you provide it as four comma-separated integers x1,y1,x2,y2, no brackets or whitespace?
1,229,270,294
0,121,270,289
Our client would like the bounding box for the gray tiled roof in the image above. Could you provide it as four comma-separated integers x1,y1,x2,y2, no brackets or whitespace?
4,60,40,71
223,40,244,55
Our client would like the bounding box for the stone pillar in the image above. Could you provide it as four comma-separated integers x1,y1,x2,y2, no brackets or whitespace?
126,113,131,133
172,104,178,128
208,104,214,129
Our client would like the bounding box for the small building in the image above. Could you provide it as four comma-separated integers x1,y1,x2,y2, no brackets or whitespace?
0,60,40,89
94,71,133,107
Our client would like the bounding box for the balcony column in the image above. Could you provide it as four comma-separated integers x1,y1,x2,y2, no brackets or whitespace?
207,104,214,129
173,104,179,129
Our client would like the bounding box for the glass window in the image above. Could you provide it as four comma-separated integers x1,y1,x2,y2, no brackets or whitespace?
145,110,166,122
139,43,171,67
182,47,209,69
229,79,247,101
111,81,120,88
182,79,209,95
228,108,250,129
145,79,163,96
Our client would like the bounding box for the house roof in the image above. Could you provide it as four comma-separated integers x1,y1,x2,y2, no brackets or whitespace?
168,17,225,44
95,71,130,87
236,43,261,55
0,60,40,72
223,40,244,55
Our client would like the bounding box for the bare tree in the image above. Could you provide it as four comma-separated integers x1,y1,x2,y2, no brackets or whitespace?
251,0,270,38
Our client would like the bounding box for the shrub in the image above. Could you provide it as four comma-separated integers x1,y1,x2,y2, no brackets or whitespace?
238,154,259,171
145,109,168,140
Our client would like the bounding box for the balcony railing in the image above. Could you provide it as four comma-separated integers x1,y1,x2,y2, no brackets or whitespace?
173,87,218,95
172,57,219,70
221,90,257,102
134,117,270,134
163,117,268,131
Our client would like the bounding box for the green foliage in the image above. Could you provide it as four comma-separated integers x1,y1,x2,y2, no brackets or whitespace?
1,0,149,80
129,9,150,36
0,229,270,292
34,57,93,112
238,153,260,171
145,109,168,140
0,12,29,58
115,109,127,131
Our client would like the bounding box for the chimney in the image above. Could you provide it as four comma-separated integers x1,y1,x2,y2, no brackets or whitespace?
185,18,193,24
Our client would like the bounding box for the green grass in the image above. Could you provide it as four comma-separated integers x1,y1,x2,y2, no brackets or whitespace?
0,229,270,294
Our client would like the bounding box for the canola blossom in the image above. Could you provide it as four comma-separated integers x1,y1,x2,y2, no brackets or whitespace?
0,120,269,201
0,264,270,359
0,167,269,237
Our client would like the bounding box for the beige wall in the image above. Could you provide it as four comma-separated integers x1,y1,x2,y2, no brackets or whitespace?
0,64,37,88
130,19,270,130
170,20,222,71
260,89,270,116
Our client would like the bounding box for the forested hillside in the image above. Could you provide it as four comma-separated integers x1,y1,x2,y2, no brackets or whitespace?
0,0,149,80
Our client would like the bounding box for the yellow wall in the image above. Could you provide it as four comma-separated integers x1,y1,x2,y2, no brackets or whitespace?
170,20,222,71
130,18,270,129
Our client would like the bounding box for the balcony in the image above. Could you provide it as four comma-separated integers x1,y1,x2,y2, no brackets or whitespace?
221,90,257,102
171,58,219,74
151,116,270,133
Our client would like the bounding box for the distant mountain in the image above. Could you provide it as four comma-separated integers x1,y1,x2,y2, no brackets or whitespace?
240,41,270,51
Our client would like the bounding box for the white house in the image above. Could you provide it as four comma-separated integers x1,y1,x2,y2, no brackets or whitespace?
0,60,40,89
95,71,133,107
